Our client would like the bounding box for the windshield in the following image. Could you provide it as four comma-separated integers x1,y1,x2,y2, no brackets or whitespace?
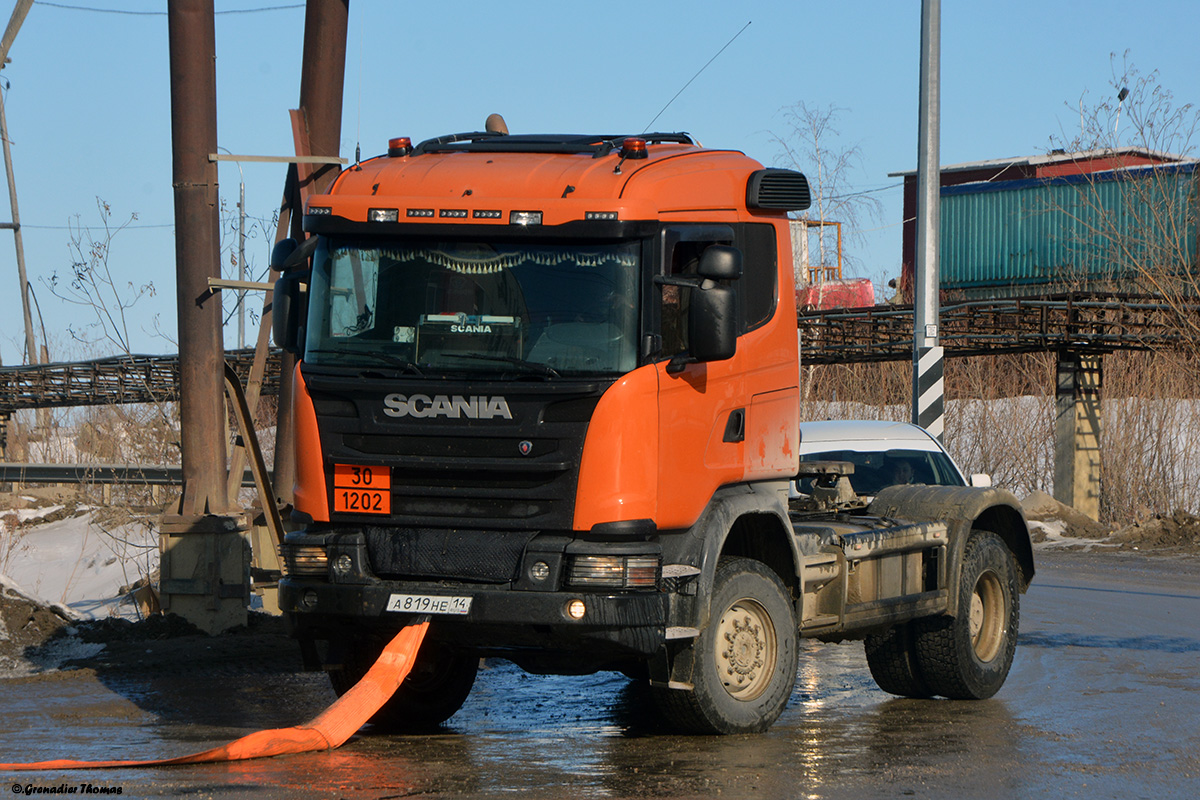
304,237,641,375
797,447,965,496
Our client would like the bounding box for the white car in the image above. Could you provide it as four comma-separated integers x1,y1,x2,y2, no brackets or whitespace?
794,420,990,498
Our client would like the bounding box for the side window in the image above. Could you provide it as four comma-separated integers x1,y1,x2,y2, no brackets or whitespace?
655,223,778,358
739,223,778,334
927,452,965,486
659,227,732,358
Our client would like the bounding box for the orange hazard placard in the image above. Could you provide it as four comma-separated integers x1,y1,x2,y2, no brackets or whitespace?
333,464,391,514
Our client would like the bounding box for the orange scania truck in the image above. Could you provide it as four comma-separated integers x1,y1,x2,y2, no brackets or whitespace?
271,126,1034,734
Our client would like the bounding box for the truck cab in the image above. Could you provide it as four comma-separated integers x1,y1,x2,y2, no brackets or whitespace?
274,128,1033,734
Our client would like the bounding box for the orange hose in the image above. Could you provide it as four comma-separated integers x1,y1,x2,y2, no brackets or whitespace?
0,619,429,771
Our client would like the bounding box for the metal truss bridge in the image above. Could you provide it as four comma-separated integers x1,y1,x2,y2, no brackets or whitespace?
0,347,282,414
0,294,1193,413
798,293,1196,365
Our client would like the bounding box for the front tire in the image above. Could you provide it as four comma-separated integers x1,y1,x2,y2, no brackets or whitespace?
915,529,1020,699
653,557,798,734
327,633,479,731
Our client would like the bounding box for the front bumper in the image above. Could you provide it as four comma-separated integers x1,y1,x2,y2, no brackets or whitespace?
278,528,673,659
280,577,667,658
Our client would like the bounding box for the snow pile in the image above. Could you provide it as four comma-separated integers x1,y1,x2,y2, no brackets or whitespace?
1,504,158,620
0,502,160,676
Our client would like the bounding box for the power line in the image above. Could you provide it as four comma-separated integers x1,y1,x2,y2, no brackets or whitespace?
34,2,303,16
827,182,903,200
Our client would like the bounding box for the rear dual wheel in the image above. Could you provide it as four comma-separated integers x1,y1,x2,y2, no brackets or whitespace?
866,529,1020,700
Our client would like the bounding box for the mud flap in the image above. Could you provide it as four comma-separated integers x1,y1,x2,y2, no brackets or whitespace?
0,618,430,771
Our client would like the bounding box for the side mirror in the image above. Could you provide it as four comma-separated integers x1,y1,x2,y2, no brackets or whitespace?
688,283,736,362
272,270,309,354
271,237,300,271
697,245,742,280
969,473,993,488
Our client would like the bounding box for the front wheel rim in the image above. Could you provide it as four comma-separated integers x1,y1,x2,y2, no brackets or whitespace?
969,569,1006,663
715,597,777,701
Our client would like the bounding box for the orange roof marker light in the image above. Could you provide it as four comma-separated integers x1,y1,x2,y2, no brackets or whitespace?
387,137,412,157
619,137,648,159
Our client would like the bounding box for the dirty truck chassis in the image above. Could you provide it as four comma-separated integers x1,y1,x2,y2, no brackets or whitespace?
282,478,1033,733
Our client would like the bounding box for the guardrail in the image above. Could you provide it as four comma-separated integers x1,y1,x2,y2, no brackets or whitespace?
0,463,257,486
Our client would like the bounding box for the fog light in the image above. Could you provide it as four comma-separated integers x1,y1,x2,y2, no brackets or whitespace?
566,599,586,620
333,554,353,576
529,561,550,582
301,590,319,609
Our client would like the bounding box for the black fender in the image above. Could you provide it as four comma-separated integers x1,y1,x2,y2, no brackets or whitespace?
868,484,1035,618
658,481,802,631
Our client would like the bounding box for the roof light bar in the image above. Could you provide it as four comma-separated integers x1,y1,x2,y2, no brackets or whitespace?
406,208,435,218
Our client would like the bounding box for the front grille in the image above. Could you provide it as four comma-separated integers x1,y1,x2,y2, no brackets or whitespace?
304,372,607,530
365,527,536,583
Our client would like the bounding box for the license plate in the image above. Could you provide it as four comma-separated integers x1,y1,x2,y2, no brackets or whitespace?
386,594,472,615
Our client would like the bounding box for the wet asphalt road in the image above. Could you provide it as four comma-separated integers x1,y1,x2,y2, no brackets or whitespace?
2,549,1198,800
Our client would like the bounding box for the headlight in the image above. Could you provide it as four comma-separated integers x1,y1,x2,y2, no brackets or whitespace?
279,544,329,577
566,554,660,589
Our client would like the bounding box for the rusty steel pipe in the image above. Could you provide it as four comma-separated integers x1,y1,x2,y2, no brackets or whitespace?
273,0,350,502
168,0,227,515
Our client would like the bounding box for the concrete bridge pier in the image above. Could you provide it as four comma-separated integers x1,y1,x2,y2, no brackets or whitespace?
1054,351,1103,521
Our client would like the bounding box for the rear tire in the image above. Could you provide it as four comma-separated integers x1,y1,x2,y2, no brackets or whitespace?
652,557,798,734
328,633,478,731
914,529,1020,699
864,621,933,698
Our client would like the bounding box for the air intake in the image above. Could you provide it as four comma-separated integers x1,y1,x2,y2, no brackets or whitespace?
747,168,812,211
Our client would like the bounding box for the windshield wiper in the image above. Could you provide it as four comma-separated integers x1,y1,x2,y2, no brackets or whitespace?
306,349,424,375
445,353,560,378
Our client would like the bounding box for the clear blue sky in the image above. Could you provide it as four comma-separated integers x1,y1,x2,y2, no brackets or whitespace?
0,0,1197,365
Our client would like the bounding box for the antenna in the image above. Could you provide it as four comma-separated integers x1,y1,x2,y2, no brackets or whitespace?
354,4,364,167
641,21,751,134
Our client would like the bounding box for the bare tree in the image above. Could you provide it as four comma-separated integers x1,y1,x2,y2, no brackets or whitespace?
771,102,884,277
1046,56,1200,355
44,198,155,356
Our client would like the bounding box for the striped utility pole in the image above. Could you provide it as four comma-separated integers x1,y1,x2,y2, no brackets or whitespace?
912,0,944,441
